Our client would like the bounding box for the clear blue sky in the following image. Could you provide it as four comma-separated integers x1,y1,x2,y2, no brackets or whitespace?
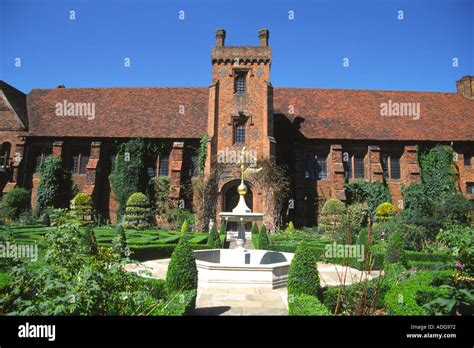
0,0,472,93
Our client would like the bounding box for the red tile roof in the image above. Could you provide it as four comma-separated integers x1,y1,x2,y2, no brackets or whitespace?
27,87,209,138
25,85,474,141
0,80,28,129
273,88,474,141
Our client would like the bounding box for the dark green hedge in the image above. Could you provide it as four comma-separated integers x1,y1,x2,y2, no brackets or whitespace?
130,244,210,261
288,293,331,316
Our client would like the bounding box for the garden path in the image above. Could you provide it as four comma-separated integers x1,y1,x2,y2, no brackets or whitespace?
125,260,382,315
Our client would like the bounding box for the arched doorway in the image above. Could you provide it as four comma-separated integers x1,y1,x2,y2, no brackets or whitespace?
222,180,253,231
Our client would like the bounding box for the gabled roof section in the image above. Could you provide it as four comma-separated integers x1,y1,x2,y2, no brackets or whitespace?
273,88,474,141
0,80,28,130
27,87,209,138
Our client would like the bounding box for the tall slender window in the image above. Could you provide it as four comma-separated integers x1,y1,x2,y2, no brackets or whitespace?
159,156,169,177
389,156,401,179
354,155,365,179
234,123,245,144
316,155,327,179
343,153,352,180
72,152,89,174
235,73,246,93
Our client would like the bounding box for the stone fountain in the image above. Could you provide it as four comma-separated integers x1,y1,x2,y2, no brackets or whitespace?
193,148,294,289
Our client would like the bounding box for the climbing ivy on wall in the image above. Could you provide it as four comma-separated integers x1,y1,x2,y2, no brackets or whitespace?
36,156,73,212
197,132,209,175
109,137,157,221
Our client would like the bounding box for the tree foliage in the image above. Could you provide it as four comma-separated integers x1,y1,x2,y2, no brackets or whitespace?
123,192,154,230
288,241,320,296
166,237,198,293
0,187,30,220
36,156,72,212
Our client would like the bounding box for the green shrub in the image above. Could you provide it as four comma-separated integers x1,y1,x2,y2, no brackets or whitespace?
345,202,369,231
251,223,259,235
345,180,391,218
123,192,154,230
42,212,51,227
181,220,189,233
166,238,198,293
287,221,295,231
109,138,152,220
84,227,98,255
288,241,320,296
259,224,269,249
0,187,30,220
207,225,220,248
373,219,429,251
384,270,452,315
289,293,331,316
159,289,197,316
375,202,397,222
437,223,473,275
319,198,346,241
112,225,130,258
36,156,72,212
71,193,94,225
385,230,406,266
219,222,226,248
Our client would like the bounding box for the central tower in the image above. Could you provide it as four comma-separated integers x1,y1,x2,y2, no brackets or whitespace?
206,29,275,221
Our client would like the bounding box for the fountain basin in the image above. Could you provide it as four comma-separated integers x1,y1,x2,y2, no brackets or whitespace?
194,249,294,289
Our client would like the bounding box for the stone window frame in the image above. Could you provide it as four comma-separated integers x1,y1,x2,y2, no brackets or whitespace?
232,67,250,95
381,148,403,181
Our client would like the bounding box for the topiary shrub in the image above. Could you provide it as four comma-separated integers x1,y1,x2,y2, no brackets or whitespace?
180,220,189,233
345,202,369,231
375,202,397,222
207,225,220,248
373,219,429,251
166,237,198,293
259,224,270,250
71,193,94,225
385,230,407,267
319,198,346,241
287,221,295,231
288,241,320,296
289,293,331,316
251,223,259,235
112,225,130,258
0,187,30,220
345,180,391,220
123,192,153,230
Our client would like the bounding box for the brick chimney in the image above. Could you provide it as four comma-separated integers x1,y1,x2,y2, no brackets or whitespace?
456,76,474,99
259,29,269,47
215,29,226,47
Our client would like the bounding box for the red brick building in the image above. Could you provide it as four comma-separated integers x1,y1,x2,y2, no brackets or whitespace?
1,29,473,227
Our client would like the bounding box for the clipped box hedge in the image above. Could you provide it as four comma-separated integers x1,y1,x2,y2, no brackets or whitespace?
288,293,331,316
384,270,452,315
130,244,211,261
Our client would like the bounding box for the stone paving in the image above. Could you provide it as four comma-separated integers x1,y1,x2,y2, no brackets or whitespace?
125,258,382,316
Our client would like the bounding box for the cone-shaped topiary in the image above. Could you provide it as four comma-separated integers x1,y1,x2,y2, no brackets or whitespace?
123,192,153,229
288,241,320,296
207,225,220,248
219,222,227,248
181,220,189,233
259,224,269,250
251,223,259,235
166,237,198,292
112,225,129,258
287,221,295,231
